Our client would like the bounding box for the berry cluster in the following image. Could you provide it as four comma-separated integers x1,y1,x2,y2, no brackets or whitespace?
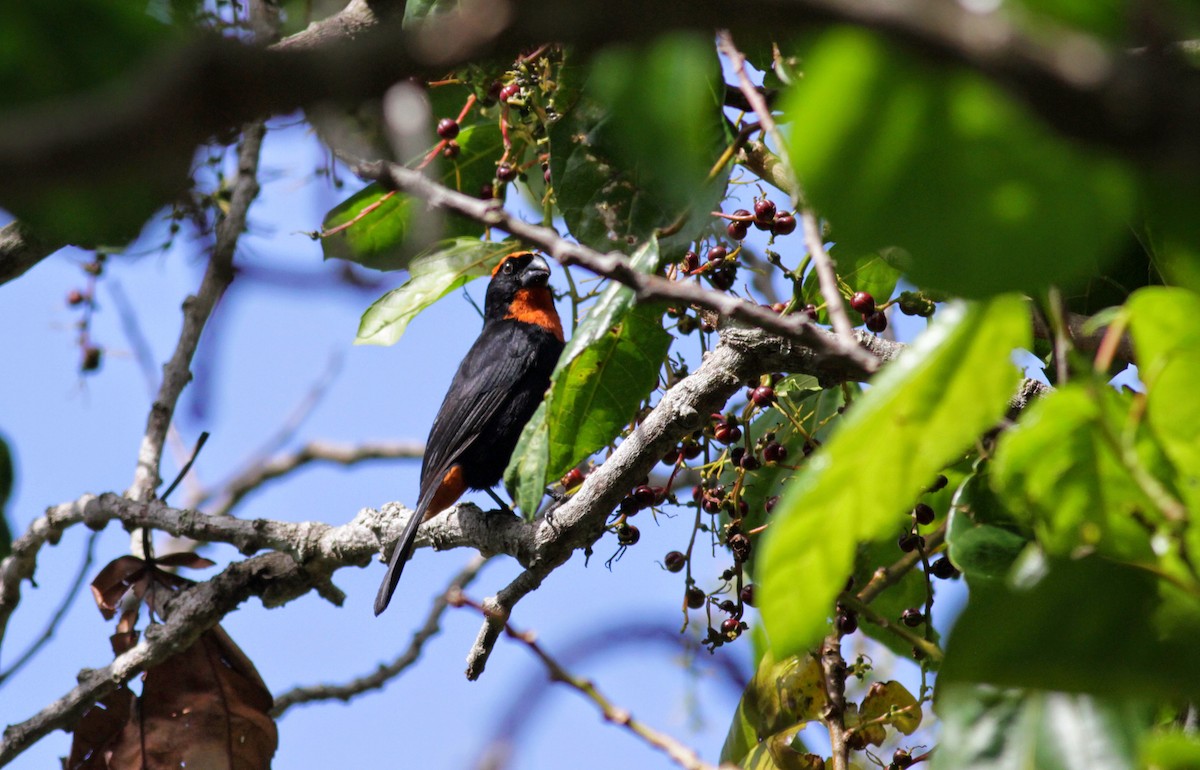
849,291,888,333
65,253,107,374
722,198,797,241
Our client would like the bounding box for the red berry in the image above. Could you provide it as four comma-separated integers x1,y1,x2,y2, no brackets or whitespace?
686,586,706,609
436,117,460,139
499,83,520,102
713,424,741,445
721,617,741,636
496,163,517,182
865,310,888,333
764,495,779,513
770,302,787,314
763,441,787,464
740,584,755,606
750,385,775,407
771,214,797,235
753,198,776,225
664,551,687,573
442,141,461,159
632,485,656,508
706,245,728,262
727,221,749,240
802,304,819,321
66,290,86,306
681,251,700,273
561,467,585,488
849,291,875,314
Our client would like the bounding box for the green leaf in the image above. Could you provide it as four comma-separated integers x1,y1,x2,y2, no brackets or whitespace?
852,536,940,658
759,297,1029,658
403,0,457,26
505,238,663,515
933,684,1149,770
783,28,1136,298
802,249,904,325
991,384,1162,563
721,651,824,766
1141,732,1200,770
1127,287,1200,510
549,36,729,253
945,471,1031,581
322,123,503,270
544,302,669,483
354,239,515,346
941,555,1200,700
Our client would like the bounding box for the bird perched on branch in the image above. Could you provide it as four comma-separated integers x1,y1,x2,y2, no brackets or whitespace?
374,251,564,615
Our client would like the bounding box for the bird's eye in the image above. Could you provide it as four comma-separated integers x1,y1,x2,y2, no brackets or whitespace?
502,260,515,275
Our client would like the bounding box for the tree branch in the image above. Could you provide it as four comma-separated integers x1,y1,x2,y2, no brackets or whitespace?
127,121,265,502
271,554,487,716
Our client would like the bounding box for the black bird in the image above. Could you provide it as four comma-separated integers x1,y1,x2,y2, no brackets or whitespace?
374,251,564,615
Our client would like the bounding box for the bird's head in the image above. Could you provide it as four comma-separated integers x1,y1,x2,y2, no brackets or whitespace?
485,251,563,340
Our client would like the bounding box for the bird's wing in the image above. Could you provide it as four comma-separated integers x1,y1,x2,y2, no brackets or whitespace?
415,323,539,509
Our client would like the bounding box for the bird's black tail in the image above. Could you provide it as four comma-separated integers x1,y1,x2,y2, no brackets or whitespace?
373,503,426,615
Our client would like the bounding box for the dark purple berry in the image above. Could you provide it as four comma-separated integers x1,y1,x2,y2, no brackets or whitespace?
686,586,706,609
632,485,656,508
771,214,797,235
838,611,859,635
682,251,700,273
865,311,888,333
436,117,460,139
764,495,779,513
740,584,755,606
803,304,819,321
496,163,517,182
927,474,948,493
740,455,760,471
661,447,681,466
721,617,741,636
664,551,687,572
901,608,924,627
849,291,875,315
710,266,736,291
750,385,775,407
763,442,787,464
617,523,640,546
713,424,741,445
706,245,728,263
892,749,914,769
479,183,495,199
727,220,749,240
898,533,925,553
561,467,585,488
931,557,960,580
81,346,103,372
913,503,935,525
753,198,776,225
729,533,751,562
730,446,746,465
442,140,461,159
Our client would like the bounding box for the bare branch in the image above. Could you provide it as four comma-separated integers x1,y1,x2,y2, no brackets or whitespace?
199,440,425,517
0,220,66,287
452,591,731,770
127,121,266,501
271,554,487,716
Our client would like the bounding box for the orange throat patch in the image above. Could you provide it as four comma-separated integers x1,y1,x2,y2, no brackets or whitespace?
505,288,564,342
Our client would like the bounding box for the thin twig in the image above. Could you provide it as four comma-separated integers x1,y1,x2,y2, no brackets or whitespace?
271,555,488,716
820,633,850,770
801,210,858,343
127,120,267,502
451,591,728,770
837,593,944,663
0,532,98,687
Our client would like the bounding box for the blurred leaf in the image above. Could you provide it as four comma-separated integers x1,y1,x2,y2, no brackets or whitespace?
991,384,1164,563
1140,173,1200,294
941,555,1200,700
1127,287,1200,510
1142,732,1200,770
945,470,1031,581
322,123,503,270
0,2,171,108
549,36,729,253
784,28,1135,298
403,0,456,26
933,684,1148,770
355,239,514,346
759,297,1028,658
505,239,661,515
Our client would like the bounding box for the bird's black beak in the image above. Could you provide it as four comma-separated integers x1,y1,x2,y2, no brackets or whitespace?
521,255,552,287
